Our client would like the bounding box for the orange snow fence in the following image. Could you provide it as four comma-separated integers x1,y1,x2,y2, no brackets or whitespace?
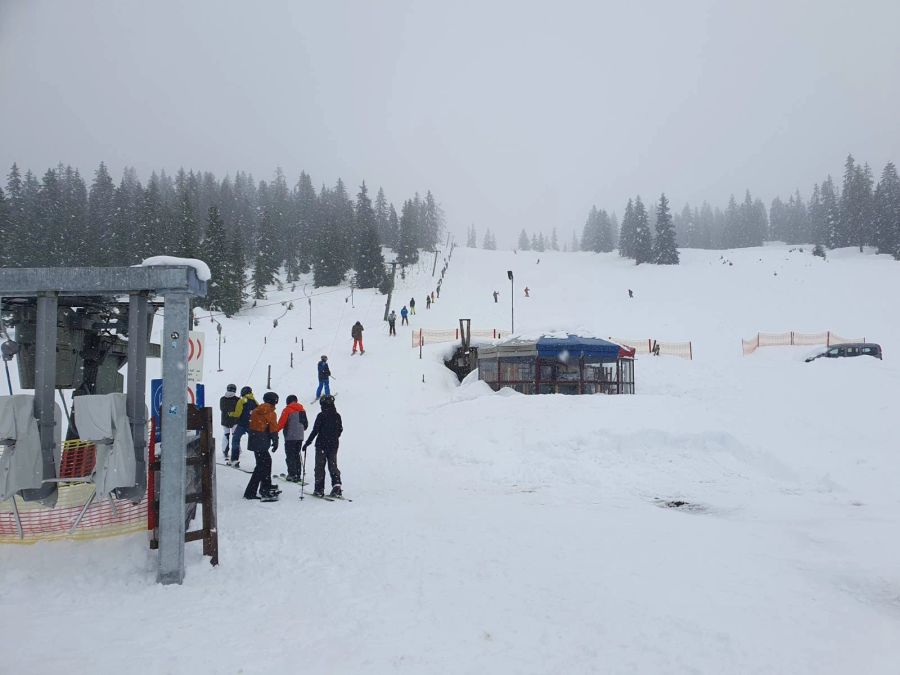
0,438,148,544
741,331,866,355
412,328,508,348
608,338,693,360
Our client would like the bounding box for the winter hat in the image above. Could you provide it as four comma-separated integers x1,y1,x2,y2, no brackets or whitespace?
226,384,237,393
240,386,252,396
263,391,279,405
286,394,298,405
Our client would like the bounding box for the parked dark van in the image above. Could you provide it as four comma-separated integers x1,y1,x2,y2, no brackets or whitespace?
805,342,882,362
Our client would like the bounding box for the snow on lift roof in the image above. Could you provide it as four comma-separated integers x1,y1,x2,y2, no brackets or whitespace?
139,256,211,282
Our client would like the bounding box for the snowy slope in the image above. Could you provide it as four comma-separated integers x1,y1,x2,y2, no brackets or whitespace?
2,245,899,674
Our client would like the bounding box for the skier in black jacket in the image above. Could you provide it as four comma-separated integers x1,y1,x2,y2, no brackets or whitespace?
303,395,344,497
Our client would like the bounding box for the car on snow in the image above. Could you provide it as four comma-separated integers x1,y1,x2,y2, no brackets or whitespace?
804,342,882,362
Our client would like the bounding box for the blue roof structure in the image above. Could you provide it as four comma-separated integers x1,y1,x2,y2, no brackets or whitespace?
535,335,623,360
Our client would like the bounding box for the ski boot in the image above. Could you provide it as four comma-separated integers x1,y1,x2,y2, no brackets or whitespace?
329,485,342,498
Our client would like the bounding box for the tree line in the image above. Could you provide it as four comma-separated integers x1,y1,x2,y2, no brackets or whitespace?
464,153,900,263
0,163,445,315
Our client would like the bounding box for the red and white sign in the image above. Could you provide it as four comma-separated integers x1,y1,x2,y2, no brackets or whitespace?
187,331,205,384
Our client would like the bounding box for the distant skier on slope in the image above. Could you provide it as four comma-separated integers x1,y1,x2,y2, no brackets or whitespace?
219,383,238,461
244,391,280,501
303,394,344,498
400,305,409,326
316,355,331,400
409,297,416,315
426,295,432,309
351,321,365,354
524,287,530,297
228,386,257,467
387,310,397,336
493,290,499,303
277,395,308,482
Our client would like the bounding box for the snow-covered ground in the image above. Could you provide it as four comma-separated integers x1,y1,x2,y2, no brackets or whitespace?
2,244,899,674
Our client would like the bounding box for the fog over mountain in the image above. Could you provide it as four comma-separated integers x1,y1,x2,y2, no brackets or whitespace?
2,0,899,242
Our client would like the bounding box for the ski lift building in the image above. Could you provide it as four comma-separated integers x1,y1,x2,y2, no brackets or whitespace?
477,335,635,395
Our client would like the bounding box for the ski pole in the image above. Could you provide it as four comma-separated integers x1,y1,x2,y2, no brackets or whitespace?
300,446,307,500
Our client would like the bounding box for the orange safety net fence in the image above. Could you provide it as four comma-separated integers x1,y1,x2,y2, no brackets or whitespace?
608,338,693,360
412,328,508,347
741,331,866,355
0,438,148,544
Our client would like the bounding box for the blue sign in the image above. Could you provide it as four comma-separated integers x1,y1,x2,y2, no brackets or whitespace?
151,378,163,442
151,379,205,442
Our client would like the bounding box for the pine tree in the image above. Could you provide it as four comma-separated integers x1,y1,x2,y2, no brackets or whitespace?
518,229,531,250
873,162,900,256
397,199,419,265
482,228,495,250
618,199,636,258
632,196,653,264
386,204,400,250
570,230,579,252
467,224,478,248
535,232,546,252
201,206,229,310
597,210,614,252
581,207,598,251
821,176,840,249
374,187,390,246
652,193,679,265
220,234,246,316
550,227,559,250
353,182,385,289
0,187,8,267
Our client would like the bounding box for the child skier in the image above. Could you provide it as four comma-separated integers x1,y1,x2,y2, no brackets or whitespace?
219,384,238,461
244,391,280,501
351,321,365,354
303,394,344,498
400,305,409,326
228,386,257,467
316,355,331,400
277,395,308,482
388,310,397,336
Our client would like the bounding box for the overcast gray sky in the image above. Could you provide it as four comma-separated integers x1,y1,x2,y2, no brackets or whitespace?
2,0,899,245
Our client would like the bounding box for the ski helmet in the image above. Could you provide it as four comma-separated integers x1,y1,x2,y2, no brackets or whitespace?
320,395,335,409
226,383,237,393
240,386,252,396
263,391,279,405
321,354,328,361
286,394,298,404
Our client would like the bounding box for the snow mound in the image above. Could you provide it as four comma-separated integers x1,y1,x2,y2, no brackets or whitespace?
140,256,211,281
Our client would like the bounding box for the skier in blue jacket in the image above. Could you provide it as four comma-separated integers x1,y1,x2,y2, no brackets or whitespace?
400,305,409,326
315,355,331,400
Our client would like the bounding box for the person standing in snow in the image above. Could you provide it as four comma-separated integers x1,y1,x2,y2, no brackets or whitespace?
426,295,432,309
409,297,416,315
493,290,499,303
228,386,257,467
277,395,308,482
524,286,530,297
303,394,343,498
430,291,435,303
219,383,239,461
387,310,397,336
628,289,634,298
400,305,409,326
244,391,280,500
351,321,365,354
316,355,331,400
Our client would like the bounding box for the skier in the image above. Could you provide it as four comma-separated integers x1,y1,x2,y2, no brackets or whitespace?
243,391,280,501
409,297,416,315
628,289,634,298
430,291,435,303
303,394,343,498
426,295,432,309
277,395,308,482
400,305,409,326
316,355,331,400
387,310,397,336
351,321,365,354
493,290,499,303
228,386,257,467
219,383,238,462
524,286,530,297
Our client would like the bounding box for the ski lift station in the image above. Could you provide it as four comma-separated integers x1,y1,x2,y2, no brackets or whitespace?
477,335,636,395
